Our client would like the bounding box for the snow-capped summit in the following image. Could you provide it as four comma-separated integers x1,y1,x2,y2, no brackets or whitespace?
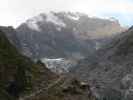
45,12,66,27
16,11,124,59
26,20,41,31
25,12,67,32
26,15,45,31
66,12,80,21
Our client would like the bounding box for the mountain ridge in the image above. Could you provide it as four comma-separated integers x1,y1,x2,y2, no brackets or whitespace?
15,11,124,59
71,26,133,100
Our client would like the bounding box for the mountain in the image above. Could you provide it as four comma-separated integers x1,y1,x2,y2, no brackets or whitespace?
0,26,97,100
71,26,133,100
0,28,57,100
16,11,124,59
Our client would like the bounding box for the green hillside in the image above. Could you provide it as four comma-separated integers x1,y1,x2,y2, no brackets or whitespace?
0,29,37,100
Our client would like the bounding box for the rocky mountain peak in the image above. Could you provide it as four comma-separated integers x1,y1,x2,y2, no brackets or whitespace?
16,11,124,59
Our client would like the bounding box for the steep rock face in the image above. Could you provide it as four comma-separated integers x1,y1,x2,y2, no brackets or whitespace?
71,26,133,99
16,12,123,59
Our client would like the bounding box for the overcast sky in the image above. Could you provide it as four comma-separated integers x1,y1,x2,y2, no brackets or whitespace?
1,0,133,28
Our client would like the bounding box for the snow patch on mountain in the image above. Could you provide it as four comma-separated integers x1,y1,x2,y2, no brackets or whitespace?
95,42,101,50
46,12,66,27
26,20,40,31
26,15,44,31
56,27,62,31
67,14,80,21
41,58,77,74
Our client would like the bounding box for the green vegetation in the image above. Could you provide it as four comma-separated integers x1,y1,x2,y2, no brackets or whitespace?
0,30,38,99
